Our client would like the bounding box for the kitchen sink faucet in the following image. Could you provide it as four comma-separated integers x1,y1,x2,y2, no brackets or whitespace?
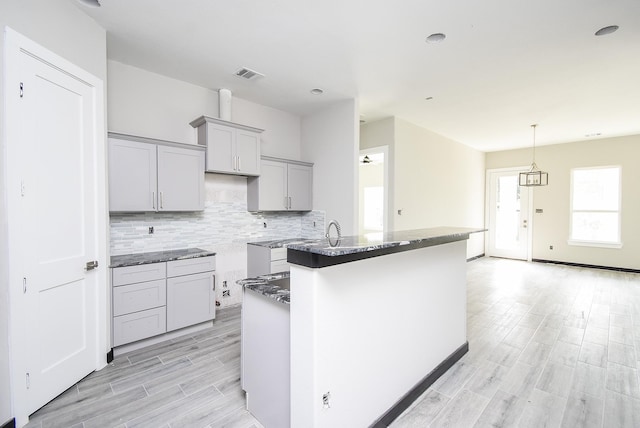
326,219,342,246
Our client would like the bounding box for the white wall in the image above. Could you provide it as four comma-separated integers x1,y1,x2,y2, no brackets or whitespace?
0,0,107,424
108,60,301,159
291,241,467,426
301,99,360,235
360,117,486,258
487,135,640,270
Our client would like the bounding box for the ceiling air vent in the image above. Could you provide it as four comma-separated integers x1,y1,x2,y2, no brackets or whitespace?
234,67,265,80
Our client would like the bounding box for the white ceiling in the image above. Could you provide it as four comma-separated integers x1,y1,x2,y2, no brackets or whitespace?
78,0,640,152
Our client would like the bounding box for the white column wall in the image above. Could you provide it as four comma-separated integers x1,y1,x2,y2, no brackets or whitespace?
301,99,359,235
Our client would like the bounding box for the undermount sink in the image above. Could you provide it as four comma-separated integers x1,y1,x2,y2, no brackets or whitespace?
266,277,290,290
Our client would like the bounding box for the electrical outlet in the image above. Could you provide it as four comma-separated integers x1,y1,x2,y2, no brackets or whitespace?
148,226,154,234
222,290,230,297
263,222,267,228
549,245,554,250
322,391,331,409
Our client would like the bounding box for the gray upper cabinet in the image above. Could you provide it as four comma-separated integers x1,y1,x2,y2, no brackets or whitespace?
190,116,263,176
247,156,313,212
109,138,157,212
157,145,205,211
108,134,205,213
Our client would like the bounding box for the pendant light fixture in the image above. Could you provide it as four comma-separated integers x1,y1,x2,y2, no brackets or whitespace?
519,124,548,186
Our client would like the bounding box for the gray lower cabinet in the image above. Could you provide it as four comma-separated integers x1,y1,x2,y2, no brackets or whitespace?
112,263,167,347
247,245,289,277
166,258,216,331
112,256,216,347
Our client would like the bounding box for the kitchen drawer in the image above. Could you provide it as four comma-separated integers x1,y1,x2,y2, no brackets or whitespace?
113,279,166,316
113,306,166,346
271,247,287,261
112,262,166,287
167,256,216,278
270,260,290,274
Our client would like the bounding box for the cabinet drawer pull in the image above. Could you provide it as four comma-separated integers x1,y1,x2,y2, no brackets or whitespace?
152,191,156,210
160,192,164,209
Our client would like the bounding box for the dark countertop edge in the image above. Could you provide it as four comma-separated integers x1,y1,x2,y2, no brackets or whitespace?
287,232,475,269
247,237,316,249
110,248,216,268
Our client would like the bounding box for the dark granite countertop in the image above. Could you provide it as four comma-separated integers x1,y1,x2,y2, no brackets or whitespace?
237,272,290,305
247,238,317,249
110,248,216,268
287,226,486,268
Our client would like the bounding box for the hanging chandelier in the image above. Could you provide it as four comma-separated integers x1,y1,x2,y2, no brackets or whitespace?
519,124,548,186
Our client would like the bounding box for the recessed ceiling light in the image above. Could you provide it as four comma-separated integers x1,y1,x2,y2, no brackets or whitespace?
426,33,446,43
310,88,324,95
595,25,619,36
77,0,101,7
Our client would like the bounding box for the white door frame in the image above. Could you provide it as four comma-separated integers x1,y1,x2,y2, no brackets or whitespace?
485,166,534,261
4,27,108,426
359,146,390,234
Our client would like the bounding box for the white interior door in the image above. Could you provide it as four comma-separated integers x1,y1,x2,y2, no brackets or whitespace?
487,169,531,260
5,28,107,423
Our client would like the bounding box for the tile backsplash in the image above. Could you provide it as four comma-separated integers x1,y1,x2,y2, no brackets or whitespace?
110,174,325,307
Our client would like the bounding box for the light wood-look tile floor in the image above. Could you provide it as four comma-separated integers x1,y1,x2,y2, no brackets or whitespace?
24,307,262,428
23,258,640,427
392,257,640,428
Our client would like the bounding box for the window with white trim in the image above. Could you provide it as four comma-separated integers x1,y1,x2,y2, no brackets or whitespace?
569,166,621,247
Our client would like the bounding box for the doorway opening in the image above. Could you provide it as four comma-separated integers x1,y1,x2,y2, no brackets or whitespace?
358,147,389,238
486,167,532,260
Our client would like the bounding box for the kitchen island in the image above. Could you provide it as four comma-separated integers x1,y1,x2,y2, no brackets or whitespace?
241,227,484,427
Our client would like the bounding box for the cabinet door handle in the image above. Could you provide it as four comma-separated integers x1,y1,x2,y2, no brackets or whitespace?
284,196,288,209
212,274,216,291
152,191,156,210
160,192,164,209
237,156,241,171
289,196,292,209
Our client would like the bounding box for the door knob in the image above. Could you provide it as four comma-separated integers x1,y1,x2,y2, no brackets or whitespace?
85,260,99,271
